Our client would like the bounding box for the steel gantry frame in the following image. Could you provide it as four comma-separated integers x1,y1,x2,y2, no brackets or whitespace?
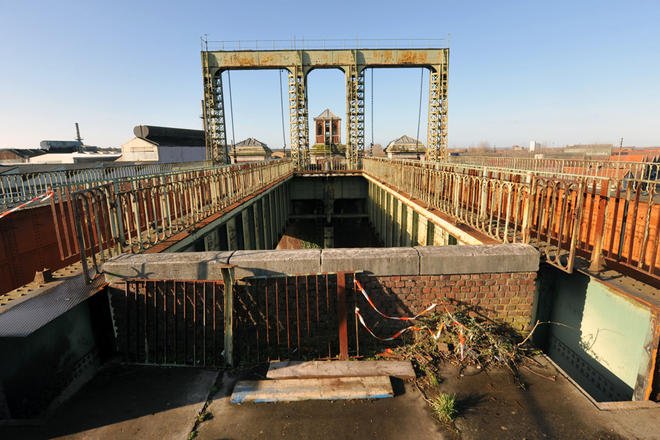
426,63,449,162
345,58,365,167
288,64,310,167
202,52,229,163
201,47,449,168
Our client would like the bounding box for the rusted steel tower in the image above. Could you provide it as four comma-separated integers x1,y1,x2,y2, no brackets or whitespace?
201,42,449,167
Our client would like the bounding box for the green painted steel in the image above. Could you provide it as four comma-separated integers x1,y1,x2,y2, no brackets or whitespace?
547,269,654,401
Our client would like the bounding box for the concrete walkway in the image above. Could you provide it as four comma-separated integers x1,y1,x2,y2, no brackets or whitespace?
435,357,659,440
1,358,657,440
197,375,446,439
0,364,218,440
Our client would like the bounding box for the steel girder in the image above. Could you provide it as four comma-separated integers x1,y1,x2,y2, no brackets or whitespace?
426,63,449,161
202,57,228,164
345,61,365,168
288,65,309,168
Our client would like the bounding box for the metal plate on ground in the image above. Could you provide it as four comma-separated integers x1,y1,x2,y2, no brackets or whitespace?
231,376,394,404
267,360,416,380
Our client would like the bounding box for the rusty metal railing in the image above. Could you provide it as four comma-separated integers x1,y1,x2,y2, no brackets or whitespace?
296,157,360,173
73,160,294,280
363,158,659,280
0,160,214,210
446,155,659,181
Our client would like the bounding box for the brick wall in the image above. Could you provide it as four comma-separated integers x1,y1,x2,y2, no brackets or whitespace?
356,272,536,335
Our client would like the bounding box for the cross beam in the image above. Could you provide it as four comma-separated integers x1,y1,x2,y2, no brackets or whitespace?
201,48,449,167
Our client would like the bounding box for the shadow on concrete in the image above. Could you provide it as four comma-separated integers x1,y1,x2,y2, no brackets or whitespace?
17,364,218,439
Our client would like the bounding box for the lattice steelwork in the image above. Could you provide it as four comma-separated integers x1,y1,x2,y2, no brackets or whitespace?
288,66,309,168
202,46,449,167
345,63,365,168
426,62,449,161
202,63,228,164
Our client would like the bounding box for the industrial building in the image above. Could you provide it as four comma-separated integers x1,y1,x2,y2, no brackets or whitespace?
117,125,205,163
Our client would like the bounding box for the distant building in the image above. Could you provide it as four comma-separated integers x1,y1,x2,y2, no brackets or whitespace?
385,135,425,160
270,149,289,160
314,109,341,145
563,144,613,158
529,141,539,152
39,140,83,153
0,139,119,165
0,149,46,164
229,138,272,163
117,125,205,163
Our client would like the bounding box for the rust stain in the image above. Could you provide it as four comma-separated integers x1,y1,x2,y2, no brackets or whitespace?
398,51,428,65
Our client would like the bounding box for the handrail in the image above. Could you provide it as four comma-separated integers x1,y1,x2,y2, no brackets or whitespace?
363,157,659,280
72,160,294,281
2,160,230,210
204,38,449,52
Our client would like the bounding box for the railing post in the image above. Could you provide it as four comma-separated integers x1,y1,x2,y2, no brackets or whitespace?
479,166,488,221
221,266,235,367
337,272,349,360
589,180,610,272
521,172,534,243
566,180,586,273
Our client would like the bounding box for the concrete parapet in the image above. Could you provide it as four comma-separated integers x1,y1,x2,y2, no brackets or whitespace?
416,243,539,275
103,244,538,282
229,249,321,278
321,247,419,276
103,251,234,283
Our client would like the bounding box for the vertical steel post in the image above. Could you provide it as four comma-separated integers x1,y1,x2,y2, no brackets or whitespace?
336,272,349,360
202,53,228,164
345,57,365,169
288,61,309,170
426,54,449,161
221,266,235,366
589,181,610,272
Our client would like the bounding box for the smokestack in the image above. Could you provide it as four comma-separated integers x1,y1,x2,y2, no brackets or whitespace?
75,122,83,152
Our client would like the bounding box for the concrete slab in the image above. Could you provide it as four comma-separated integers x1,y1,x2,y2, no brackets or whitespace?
198,377,446,439
433,356,659,440
267,360,416,380
416,243,539,275
102,251,234,282
0,364,218,440
321,247,419,275
229,249,321,279
231,377,394,403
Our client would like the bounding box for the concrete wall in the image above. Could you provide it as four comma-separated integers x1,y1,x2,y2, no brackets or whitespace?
289,176,368,200
118,137,206,163
166,179,290,253
365,176,483,247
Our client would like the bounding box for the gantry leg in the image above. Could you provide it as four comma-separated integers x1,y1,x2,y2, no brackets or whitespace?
345,61,365,169
426,62,449,161
202,62,228,164
288,65,309,169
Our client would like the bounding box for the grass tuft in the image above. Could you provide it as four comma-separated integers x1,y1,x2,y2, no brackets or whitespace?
430,393,457,423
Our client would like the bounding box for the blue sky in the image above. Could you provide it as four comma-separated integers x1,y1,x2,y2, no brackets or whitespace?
1,0,659,149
